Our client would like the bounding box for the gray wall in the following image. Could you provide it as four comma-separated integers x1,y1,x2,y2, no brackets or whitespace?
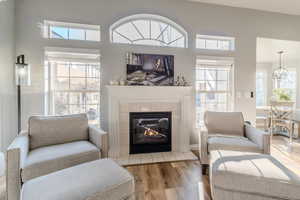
15,0,300,145
0,0,17,150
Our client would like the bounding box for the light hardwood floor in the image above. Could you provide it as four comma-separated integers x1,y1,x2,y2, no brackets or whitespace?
125,136,300,200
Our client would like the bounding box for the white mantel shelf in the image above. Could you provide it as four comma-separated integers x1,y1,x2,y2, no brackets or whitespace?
106,85,192,92
106,85,192,88
106,85,193,158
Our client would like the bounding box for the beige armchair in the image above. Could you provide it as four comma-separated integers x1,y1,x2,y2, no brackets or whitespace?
201,111,270,167
6,114,108,200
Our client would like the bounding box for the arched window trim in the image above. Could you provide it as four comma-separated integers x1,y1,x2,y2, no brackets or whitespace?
110,14,188,48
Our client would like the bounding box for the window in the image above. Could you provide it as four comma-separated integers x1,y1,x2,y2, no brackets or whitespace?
44,20,100,42
256,70,268,107
196,35,235,51
110,14,188,48
45,49,101,126
277,69,297,101
195,58,234,127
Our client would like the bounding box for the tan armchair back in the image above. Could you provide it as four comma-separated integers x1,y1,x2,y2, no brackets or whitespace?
204,111,245,137
28,114,89,149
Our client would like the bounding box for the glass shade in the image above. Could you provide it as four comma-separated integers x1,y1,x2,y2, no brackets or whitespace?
273,51,288,81
272,67,288,80
15,63,31,86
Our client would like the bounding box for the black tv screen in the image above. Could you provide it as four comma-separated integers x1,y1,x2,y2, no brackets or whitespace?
127,53,174,86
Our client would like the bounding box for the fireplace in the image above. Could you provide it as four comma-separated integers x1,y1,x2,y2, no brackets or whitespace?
130,112,172,154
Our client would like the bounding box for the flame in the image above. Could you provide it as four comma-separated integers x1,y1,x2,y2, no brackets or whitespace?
144,128,160,136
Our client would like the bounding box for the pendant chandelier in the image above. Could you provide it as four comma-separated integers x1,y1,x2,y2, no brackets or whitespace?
272,51,288,80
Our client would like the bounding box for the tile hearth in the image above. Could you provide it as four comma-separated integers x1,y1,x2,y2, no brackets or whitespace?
114,151,198,166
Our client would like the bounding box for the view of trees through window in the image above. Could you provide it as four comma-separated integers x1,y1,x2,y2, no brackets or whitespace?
278,69,297,101
46,61,101,126
195,60,233,127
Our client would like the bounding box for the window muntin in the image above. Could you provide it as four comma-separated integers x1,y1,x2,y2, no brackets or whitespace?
110,14,188,48
256,70,267,107
195,60,233,127
45,50,101,126
44,20,100,42
196,35,235,51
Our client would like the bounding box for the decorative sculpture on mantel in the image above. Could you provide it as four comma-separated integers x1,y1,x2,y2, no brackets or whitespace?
175,75,189,86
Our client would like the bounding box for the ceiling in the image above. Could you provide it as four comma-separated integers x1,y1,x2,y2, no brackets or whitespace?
188,0,300,16
257,38,300,64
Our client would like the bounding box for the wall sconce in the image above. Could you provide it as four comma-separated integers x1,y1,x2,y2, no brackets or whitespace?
15,55,31,133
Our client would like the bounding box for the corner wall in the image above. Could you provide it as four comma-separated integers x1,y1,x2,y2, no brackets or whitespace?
0,0,17,150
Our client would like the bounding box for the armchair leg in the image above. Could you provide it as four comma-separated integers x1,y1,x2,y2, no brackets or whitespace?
202,164,209,175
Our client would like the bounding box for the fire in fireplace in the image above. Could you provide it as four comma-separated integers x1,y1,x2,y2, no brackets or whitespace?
130,112,172,154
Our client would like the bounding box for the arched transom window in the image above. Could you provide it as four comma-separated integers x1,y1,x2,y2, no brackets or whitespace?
110,14,188,48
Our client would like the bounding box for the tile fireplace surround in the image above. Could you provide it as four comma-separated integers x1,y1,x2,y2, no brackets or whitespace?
107,86,193,158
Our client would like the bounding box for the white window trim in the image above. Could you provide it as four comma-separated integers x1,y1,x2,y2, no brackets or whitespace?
109,14,188,48
45,47,100,63
196,56,235,66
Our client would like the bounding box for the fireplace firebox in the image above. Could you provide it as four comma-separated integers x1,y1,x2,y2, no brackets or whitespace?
130,112,172,154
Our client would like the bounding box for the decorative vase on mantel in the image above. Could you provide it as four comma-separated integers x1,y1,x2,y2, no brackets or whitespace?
174,75,189,86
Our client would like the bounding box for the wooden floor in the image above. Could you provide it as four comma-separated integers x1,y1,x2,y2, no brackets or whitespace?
125,136,300,200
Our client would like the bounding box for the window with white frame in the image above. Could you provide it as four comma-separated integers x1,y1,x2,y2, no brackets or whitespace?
256,70,268,107
44,20,100,42
196,35,235,51
195,58,234,127
45,49,101,126
110,14,188,48
277,69,297,101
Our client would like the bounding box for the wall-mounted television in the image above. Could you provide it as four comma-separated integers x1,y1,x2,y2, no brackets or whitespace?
127,53,174,86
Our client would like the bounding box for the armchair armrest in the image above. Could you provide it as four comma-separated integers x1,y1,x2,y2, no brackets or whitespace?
200,128,209,165
88,125,108,157
6,131,29,200
245,124,270,154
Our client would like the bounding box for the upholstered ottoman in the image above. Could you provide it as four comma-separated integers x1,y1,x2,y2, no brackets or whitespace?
21,159,135,200
210,150,300,200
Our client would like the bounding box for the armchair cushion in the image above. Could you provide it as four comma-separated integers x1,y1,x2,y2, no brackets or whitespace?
208,135,262,153
21,141,100,182
29,114,89,149
204,111,245,137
